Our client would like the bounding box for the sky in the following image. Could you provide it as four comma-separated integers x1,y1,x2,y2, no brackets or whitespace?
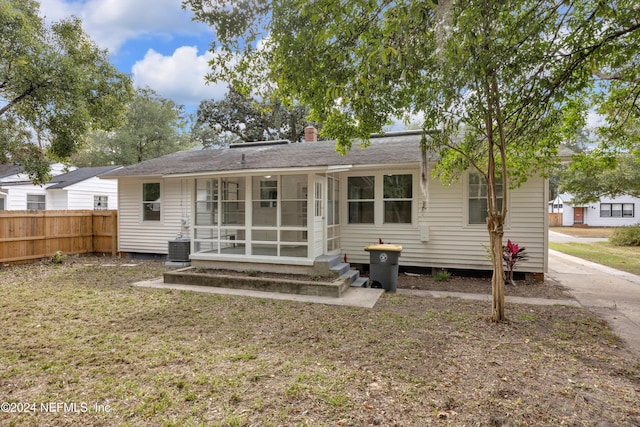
38,0,229,114
36,0,605,131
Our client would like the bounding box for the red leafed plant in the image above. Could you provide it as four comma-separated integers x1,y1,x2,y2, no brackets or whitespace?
502,240,528,286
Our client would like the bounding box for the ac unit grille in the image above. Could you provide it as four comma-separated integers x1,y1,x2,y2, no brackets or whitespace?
168,239,190,262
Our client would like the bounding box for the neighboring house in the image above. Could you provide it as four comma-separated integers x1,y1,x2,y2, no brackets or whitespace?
548,195,564,213
0,165,119,210
556,193,640,227
101,130,548,275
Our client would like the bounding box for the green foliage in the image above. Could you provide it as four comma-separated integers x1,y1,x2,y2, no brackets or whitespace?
434,270,451,282
195,87,312,146
560,152,640,204
72,87,191,166
185,0,640,321
0,0,133,183
609,225,640,247
50,251,67,265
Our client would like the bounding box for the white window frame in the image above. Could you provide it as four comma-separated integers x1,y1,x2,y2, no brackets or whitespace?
142,182,161,221
601,203,634,218
27,194,46,211
94,195,109,210
465,172,506,227
345,171,416,226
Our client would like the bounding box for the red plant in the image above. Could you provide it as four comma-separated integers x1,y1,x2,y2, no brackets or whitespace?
502,240,528,285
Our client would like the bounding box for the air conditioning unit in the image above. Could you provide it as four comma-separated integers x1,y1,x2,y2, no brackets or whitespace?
168,238,190,262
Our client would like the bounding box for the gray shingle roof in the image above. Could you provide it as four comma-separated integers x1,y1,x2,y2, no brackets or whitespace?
101,131,425,178
0,164,23,178
48,166,121,189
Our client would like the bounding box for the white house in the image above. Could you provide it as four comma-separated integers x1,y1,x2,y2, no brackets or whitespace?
557,193,640,227
0,165,119,211
101,130,548,276
548,195,564,213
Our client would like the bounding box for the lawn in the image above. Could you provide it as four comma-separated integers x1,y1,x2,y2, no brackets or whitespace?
1,257,639,426
549,241,640,276
549,226,616,238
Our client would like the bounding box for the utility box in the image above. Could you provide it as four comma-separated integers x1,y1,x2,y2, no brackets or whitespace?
167,238,191,264
364,244,403,292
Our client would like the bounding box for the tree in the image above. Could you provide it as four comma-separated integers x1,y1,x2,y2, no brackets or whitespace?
72,88,192,166
0,0,133,183
559,152,640,204
184,0,640,321
195,87,311,147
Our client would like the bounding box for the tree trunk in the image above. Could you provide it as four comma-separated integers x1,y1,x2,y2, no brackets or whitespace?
488,213,506,322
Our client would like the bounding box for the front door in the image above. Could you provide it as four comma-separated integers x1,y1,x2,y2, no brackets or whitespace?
573,207,584,224
313,176,326,257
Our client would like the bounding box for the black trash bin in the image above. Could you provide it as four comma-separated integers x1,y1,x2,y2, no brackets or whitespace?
364,244,403,292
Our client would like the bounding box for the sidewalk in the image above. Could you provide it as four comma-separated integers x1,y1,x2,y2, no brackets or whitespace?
547,249,640,356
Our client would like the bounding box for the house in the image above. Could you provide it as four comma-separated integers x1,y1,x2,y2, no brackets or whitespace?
101,130,548,276
0,165,119,210
556,193,640,227
548,195,564,213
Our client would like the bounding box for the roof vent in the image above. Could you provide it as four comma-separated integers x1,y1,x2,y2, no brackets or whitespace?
229,140,290,149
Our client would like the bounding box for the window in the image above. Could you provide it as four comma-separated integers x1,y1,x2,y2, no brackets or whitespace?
383,174,412,223
27,194,45,210
601,203,634,218
348,176,375,224
0,197,4,210
258,178,277,208
94,195,108,210
468,173,502,225
194,175,307,258
327,176,340,251
142,183,160,221
252,177,276,226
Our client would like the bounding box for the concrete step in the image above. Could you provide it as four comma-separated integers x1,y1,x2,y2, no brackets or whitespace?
350,277,369,288
330,262,351,277
343,269,360,283
315,254,342,268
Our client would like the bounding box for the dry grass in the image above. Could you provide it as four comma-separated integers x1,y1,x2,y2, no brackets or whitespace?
1,256,639,426
550,226,616,238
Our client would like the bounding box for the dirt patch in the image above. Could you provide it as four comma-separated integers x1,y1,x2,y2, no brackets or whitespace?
1,256,639,427
194,268,574,300
395,271,574,300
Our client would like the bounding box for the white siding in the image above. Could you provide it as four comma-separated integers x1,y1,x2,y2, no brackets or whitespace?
116,169,547,273
3,184,47,210
47,189,68,209
118,177,192,254
1,174,116,210
64,177,118,210
564,196,640,227
339,168,546,274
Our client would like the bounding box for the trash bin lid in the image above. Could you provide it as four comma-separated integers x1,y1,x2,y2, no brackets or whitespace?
364,244,403,252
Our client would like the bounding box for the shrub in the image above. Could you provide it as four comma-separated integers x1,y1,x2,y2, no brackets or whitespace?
610,225,640,246
434,270,451,282
50,251,67,264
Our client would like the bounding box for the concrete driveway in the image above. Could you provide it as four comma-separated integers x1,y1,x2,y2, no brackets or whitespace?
548,231,640,356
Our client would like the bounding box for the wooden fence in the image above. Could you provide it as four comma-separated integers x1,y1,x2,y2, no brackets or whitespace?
548,213,563,227
0,210,118,264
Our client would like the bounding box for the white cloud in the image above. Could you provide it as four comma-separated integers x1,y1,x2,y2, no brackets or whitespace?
38,0,209,53
586,109,606,131
132,46,228,108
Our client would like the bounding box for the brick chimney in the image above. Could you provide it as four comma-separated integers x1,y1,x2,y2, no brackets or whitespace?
304,126,318,142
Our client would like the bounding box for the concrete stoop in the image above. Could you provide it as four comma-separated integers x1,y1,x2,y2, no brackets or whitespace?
162,255,365,298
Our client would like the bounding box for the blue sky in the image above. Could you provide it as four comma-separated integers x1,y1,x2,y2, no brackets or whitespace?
38,0,229,114
36,0,605,131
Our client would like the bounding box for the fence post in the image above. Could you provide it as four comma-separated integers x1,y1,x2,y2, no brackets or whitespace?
111,210,118,257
